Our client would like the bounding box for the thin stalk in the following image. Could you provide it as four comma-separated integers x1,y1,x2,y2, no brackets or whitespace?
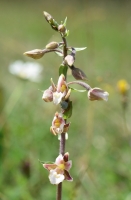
56,35,68,200
56,182,62,200
61,35,68,58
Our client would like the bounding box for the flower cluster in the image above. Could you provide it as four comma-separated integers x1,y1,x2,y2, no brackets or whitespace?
23,11,109,188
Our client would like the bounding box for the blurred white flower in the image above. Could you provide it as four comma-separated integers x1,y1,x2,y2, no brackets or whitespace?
9,60,43,82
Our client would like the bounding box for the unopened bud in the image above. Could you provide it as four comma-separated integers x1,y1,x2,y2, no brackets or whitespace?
58,24,66,33
24,49,44,59
43,11,59,31
46,42,59,50
71,66,87,81
88,87,109,101
42,86,53,102
64,55,75,66
43,11,53,23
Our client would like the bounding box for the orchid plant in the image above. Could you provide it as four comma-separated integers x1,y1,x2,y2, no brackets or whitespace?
24,11,109,200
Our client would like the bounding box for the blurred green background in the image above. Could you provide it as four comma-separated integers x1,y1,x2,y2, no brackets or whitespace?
0,0,131,200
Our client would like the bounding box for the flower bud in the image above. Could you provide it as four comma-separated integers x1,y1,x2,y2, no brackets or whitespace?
64,55,75,66
43,11,59,31
43,11,53,23
24,49,44,59
42,86,53,102
58,24,66,33
88,87,109,101
46,42,59,50
71,66,87,80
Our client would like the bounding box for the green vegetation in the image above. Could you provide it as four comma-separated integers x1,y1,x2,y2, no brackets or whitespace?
0,1,131,200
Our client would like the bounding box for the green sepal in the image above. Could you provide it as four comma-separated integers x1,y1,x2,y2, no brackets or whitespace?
63,17,67,26
75,47,87,51
64,30,69,37
59,64,68,76
55,51,63,57
63,101,72,119
69,86,86,92
38,159,54,164
52,19,59,27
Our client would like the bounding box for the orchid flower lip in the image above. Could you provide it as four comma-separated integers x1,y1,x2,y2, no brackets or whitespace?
53,91,64,105
49,169,65,184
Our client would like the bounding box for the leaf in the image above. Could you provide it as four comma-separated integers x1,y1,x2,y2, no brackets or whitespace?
38,159,54,164
64,30,69,37
74,47,87,52
69,87,86,92
59,64,68,77
63,101,72,119
63,17,67,26
55,51,63,57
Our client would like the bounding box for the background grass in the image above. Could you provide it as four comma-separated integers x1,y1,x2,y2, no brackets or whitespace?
0,0,131,200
